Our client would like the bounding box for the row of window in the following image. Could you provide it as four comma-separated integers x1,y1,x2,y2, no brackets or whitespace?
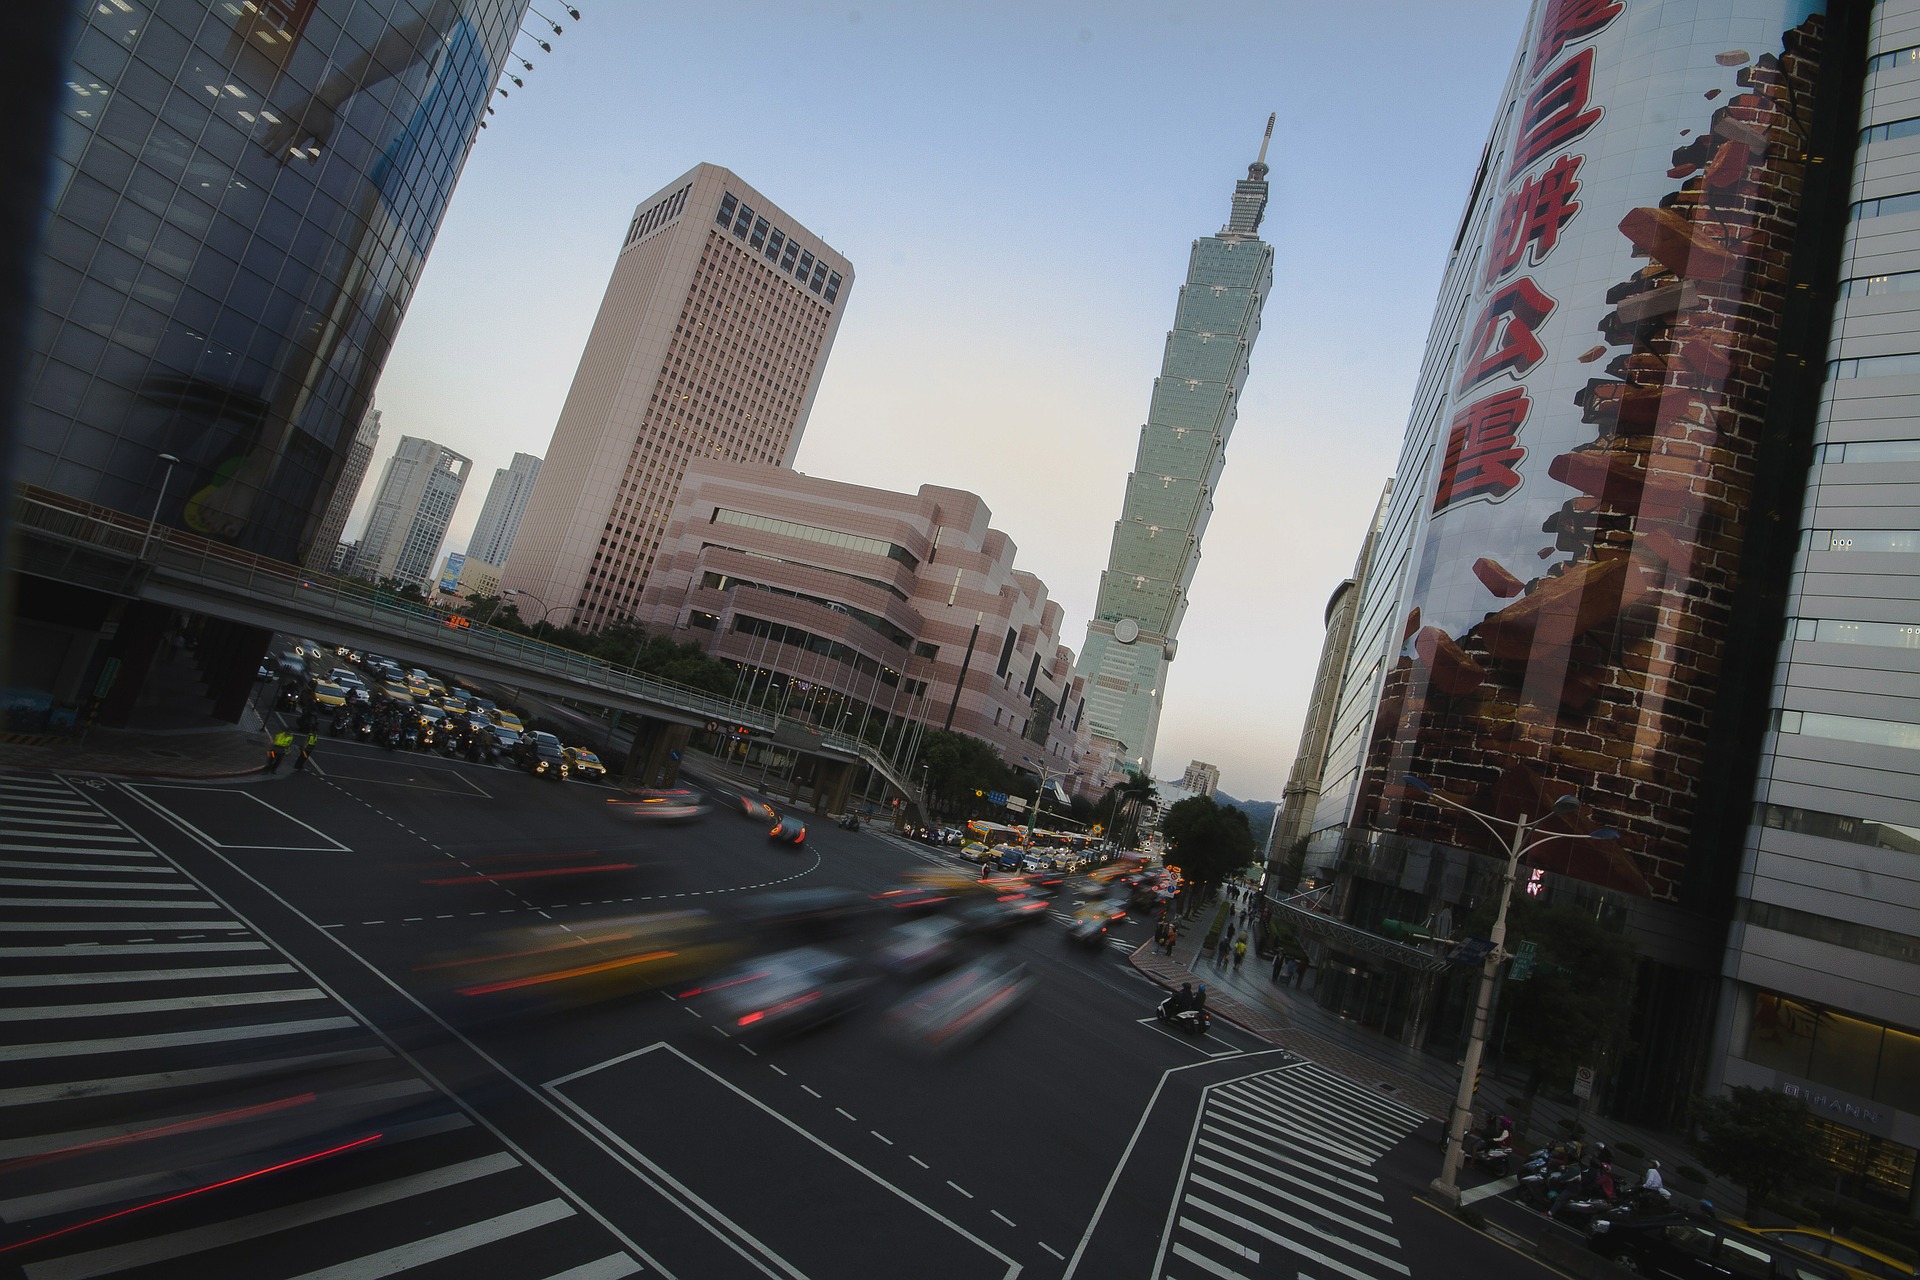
710,507,919,570
730,612,907,687
1791,616,1920,650
1759,802,1920,853
1848,190,1920,221
714,192,842,304
1742,990,1920,1118
1861,115,1920,145
698,541,910,602
623,183,691,250
1839,269,1920,298
1813,439,1920,464
1829,351,1920,378
697,570,910,650
1867,43,1920,75
1805,529,1920,553
1772,708,1920,751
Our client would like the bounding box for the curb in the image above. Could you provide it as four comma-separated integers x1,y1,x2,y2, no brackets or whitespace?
1126,940,1287,1045
4,763,272,781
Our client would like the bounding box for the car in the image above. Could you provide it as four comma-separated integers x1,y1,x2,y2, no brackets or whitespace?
697,946,876,1041
994,845,1025,872
423,910,744,1013
513,731,569,780
868,884,956,916
380,678,413,703
563,747,607,779
488,726,521,758
959,841,992,863
1019,851,1053,875
883,956,1034,1055
489,709,527,735
1742,1226,1917,1280
310,680,349,708
873,917,969,977
440,693,469,715
1589,1213,1849,1280
957,890,1049,937
1066,897,1127,947
734,888,874,940
414,705,447,730
608,789,708,821
724,792,777,821
256,656,276,681
769,815,809,845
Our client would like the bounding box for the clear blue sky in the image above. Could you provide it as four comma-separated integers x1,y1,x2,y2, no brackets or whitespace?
367,0,1534,801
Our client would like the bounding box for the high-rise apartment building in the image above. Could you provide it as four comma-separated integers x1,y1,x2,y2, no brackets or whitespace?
12,0,524,725
1284,0,1918,1209
305,406,382,571
466,451,542,567
1179,761,1221,799
1074,119,1276,779
503,164,853,631
357,436,471,588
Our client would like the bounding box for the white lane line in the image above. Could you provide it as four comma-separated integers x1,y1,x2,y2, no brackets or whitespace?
1187,1188,1409,1276
991,1209,1016,1227
1234,1076,1403,1151
1189,1162,1401,1245
769,1064,787,1076
1459,1174,1519,1206
1199,1132,1383,1202
536,1256,643,1280
910,1155,930,1169
871,1131,893,1146
1169,1239,1254,1279
835,1106,857,1121
1184,1217,1262,1264
1038,1242,1064,1261
0,941,268,960
0,987,325,1021
800,1085,822,1098
0,868,180,882
0,1015,359,1062
280,1198,577,1279
0,840,143,852
0,964,297,988
947,1180,973,1199
1211,1091,1374,1164
0,816,126,829
21,1152,521,1280
0,919,247,933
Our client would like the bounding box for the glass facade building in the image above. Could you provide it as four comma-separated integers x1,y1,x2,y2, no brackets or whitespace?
26,0,528,562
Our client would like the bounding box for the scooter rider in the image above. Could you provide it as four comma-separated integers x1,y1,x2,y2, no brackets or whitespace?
1640,1159,1663,1193
1169,982,1194,1013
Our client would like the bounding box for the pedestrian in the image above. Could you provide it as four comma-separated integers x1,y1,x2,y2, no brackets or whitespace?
979,861,991,881
267,730,293,773
1292,960,1308,989
1162,926,1177,957
294,732,317,771
1233,938,1247,971
1271,949,1286,981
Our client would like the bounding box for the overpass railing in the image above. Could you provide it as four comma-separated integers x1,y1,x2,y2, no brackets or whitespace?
11,486,927,801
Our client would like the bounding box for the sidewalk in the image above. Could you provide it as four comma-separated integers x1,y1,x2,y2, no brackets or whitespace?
0,722,271,779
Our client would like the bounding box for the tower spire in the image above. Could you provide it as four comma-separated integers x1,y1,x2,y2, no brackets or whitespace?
1222,113,1275,239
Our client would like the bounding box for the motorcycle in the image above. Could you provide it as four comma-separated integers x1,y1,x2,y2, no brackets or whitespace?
328,710,349,738
1464,1139,1515,1177
837,814,860,831
1156,995,1211,1037
1548,1166,1618,1225
1517,1161,1584,1211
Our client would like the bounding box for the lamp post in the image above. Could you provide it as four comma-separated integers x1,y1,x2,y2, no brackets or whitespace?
1402,773,1620,1209
504,588,567,630
138,453,181,560
1020,757,1084,847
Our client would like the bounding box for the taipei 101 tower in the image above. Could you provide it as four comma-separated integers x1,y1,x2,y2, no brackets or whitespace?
1074,117,1276,779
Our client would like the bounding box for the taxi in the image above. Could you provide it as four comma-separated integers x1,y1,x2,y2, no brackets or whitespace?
310,680,349,708
564,747,608,779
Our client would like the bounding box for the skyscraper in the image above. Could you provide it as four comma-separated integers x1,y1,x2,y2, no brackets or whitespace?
1074,119,1276,777
465,451,542,567
305,406,383,571
357,436,471,588
503,164,853,631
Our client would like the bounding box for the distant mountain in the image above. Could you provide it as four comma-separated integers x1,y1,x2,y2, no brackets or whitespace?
1215,790,1280,842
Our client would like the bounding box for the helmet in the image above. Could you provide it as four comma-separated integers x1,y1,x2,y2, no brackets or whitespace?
1648,1159,1661,1169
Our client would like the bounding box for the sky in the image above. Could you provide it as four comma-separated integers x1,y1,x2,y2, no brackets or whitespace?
362,0,1534,802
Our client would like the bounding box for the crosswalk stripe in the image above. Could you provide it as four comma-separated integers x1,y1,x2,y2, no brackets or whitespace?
1204,1107,1374,1178
0,876,200,890
1211,1092,1375,1164
1193,1142,1391,1221
0,897,223,910
0,1041,391,1111
0,986,326,1022
19,1152,521,1280
1189,1162,1400,1247
541,1256,644,1280
1169,1238,1254,1279
1287,1063,1427,1126
0,941,268,958
1199,1129,1382,1197
283,1197,576,1279
0,861,173,875
1224,1075,1408,1151
1185,1193,1408,1280
1180,1217,1262,1266
0,920,247,932
0,839,143,851
0,816,126,830
1231,1077,1400,1153
0,964,298,988
0,1014,359,1062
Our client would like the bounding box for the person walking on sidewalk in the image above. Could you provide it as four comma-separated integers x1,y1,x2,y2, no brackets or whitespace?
294,732,317,772
266,730,293,773
1271,948,1286,981
1161,925,1177,957
1233,937,1247,971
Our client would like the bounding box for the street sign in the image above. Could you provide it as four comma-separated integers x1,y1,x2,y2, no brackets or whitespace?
669,750,681,762
1004,796,1027,813
705,720,719,733
987,791,1008,806
1448,937,1495,967
1508,940,1538,981
1573,1066,1596,1099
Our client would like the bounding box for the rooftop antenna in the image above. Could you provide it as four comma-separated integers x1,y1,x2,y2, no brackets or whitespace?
1250,112,1275,178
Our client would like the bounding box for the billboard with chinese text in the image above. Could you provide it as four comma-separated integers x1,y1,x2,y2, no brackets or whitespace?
1361,0,1840,901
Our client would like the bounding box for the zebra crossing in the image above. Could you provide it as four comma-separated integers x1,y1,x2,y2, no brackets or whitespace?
0,772,642,1279
1157,1061,1426,1280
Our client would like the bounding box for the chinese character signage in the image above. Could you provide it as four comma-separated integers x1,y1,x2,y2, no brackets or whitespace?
1366,0,1840,900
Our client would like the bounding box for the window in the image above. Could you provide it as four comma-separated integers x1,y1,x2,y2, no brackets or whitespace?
824,271,841,303
795,250,813,281
716,193,736,227
733,203,754,236
1850,191,1920,220
1815,439,1920,464
1760,801,1920,851
1869,44,1920,75
809,261,827,293
1830,352,1920,379
1810,529,1920,553
780,240,799,271
750,217,768,249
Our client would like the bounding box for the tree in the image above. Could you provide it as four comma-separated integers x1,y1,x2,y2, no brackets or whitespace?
1100,772,1159,846
1691,1086,1818,1216
915,729,1015,822
1475,898,1637,1097
1159,795,1255,893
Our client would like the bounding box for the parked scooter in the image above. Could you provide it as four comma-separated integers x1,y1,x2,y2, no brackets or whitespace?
1156,994,1211,1037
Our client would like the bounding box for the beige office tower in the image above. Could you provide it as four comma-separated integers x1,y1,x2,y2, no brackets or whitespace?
503,164,854,630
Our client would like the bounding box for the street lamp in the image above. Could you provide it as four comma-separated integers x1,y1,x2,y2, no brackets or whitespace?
1402,773,1619,1209
139,453,180,560
1020,756,1084,847
504,588,567,629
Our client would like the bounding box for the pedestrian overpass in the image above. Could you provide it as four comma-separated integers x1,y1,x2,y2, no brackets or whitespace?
9,485,924,805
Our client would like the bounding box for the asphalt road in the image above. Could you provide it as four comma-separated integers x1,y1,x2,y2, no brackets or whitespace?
0,739,1557,1280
